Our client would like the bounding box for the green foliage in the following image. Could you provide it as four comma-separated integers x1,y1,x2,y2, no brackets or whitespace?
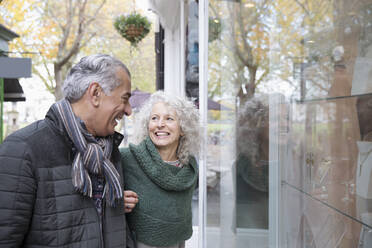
114,13,151,47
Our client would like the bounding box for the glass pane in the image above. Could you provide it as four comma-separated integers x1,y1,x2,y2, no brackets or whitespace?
205,0,372,247
282,183,366,248
276,0,372,247
207,0,273,247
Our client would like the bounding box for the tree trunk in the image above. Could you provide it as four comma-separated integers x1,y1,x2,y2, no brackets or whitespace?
54,63,64,101
248,65,257,96
237,65,257,108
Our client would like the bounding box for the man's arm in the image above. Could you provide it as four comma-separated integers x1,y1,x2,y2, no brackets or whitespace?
0,138,36,247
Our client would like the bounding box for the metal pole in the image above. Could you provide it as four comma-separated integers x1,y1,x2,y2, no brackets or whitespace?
199,0,208,247
0,78,3,143
269,94,282,248
180,0,186,97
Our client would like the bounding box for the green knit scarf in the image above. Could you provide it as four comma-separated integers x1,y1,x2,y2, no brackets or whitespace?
129,137,198,191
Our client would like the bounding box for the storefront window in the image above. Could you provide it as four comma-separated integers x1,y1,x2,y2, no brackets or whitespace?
201,0,372,247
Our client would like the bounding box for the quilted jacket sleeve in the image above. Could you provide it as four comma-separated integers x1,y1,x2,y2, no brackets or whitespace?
0,137,36,247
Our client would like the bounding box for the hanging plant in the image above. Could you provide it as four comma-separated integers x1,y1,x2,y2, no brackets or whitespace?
114,13,151,47
209,17,222,42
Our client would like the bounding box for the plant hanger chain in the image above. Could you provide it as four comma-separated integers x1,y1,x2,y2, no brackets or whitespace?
132,0,136,13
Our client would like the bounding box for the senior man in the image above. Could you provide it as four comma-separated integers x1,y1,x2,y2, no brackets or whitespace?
0,54,137,247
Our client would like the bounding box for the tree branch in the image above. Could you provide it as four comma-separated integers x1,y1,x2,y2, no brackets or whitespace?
55,0,86,67
85,0,106,26
79,31,97,48
294,0,311,17
255,68,269,86
32,66,55,93
58,0,75,58
44,1,64,31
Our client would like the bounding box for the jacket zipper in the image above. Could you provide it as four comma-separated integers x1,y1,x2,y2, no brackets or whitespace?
92,196,104,248
91,175,105,248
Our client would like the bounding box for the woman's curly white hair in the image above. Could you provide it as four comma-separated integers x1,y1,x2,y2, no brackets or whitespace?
133,91,200,165
237,95,269,166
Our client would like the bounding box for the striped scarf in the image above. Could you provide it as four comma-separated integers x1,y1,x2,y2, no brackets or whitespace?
52,99,123,206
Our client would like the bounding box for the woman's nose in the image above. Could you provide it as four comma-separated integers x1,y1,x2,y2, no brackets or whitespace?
157,119,165,127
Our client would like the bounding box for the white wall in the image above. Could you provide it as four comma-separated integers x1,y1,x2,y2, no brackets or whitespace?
148,0,186,97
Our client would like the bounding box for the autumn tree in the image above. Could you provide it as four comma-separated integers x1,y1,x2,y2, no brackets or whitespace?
1,0,155,101
1,0,108,100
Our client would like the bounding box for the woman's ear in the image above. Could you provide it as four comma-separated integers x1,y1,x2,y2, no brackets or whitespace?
87,82,102,107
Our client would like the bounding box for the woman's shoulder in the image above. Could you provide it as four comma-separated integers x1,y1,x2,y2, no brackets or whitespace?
119,146,135,162
188,156,198,166
119,143,146,164
119,147,130,156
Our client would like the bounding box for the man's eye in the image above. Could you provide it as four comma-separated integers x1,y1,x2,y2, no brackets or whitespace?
121,97,128,103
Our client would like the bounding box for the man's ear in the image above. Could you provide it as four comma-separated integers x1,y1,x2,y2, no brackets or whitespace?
87,82,102,107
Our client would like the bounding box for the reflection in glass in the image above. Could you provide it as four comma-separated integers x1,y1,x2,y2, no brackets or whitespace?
204,0,372,247
236,95,269,229
341,181,353,203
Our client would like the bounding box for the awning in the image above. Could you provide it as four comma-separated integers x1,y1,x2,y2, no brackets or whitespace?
0,57,31,102
0,57,32,78
3,78,25,102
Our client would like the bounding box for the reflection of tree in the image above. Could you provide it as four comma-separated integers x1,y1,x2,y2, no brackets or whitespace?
227,1,270,101
207,0,335,103
280,0,334,99
209,0,271,102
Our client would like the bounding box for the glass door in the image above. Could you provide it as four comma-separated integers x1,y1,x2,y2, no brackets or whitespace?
201,0,274,247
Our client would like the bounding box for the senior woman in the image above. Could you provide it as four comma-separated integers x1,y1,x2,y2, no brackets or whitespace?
120,91,200,248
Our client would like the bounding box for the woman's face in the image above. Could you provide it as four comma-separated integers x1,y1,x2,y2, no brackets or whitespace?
148,102,183,153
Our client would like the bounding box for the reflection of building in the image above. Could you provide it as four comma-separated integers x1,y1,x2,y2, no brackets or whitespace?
185,0,199,99
0,24,31,141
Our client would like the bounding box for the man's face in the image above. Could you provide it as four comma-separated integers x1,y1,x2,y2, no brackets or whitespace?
94,69,132,137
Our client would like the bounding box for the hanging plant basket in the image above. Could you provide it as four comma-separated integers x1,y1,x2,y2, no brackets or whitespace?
114,13,151,47
209,17,222,42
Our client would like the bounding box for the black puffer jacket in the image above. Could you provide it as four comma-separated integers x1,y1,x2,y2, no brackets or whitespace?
0,107,133,248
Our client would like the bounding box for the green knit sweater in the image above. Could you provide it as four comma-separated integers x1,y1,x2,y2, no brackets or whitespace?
120,137,198,247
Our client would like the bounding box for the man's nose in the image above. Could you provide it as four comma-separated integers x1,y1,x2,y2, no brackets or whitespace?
124,103,132,116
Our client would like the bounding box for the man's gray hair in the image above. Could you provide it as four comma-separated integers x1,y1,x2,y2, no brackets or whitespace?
133,91,200,165
62,54,131,102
